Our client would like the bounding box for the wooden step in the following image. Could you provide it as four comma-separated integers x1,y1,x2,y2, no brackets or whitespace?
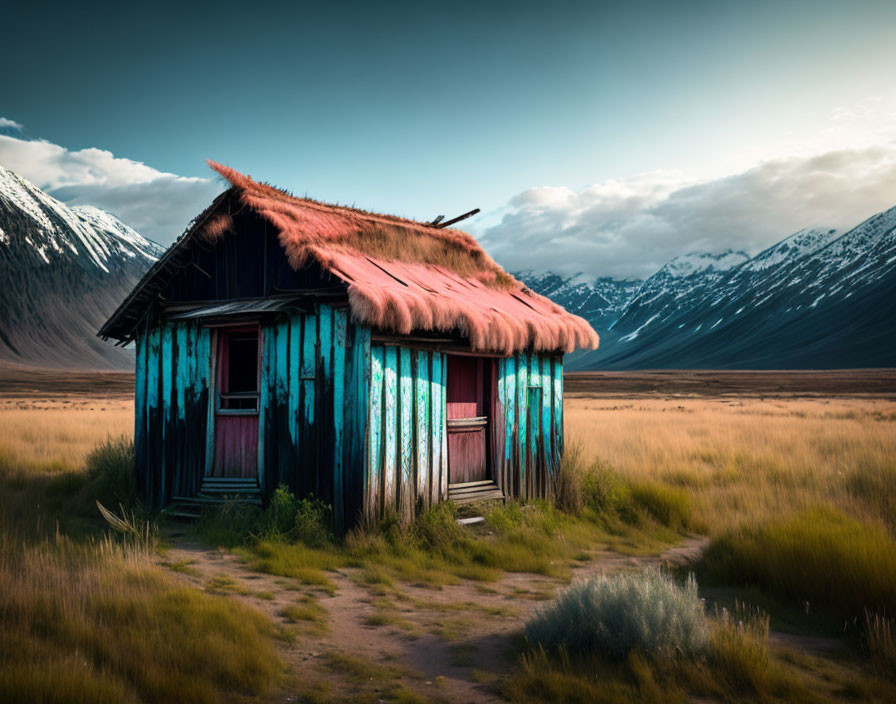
447,481,505,505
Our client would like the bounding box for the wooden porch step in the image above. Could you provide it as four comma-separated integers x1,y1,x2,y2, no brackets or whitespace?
447,481,505,505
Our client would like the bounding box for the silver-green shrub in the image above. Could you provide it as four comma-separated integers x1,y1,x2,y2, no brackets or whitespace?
526,569,709,660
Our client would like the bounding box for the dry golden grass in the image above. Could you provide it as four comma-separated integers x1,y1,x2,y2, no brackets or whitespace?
0,398,133,477
565,396,896,535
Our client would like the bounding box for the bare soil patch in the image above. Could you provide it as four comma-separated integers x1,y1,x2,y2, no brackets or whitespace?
161,533,709,703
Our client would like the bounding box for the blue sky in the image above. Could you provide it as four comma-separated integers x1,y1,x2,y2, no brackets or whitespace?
2,0,896,276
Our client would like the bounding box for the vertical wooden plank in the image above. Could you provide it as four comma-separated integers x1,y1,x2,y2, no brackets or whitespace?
383,346,398,514
289,315,301,450
368,345,384,516
554,356,564,461
258,326,273,493
414,350,430,508
145,327,161,507
332,309,347,530
301,312,317,496
439,353,449,502
398,346,413,521
516,354,528,499
302,313,317,423
134,331,147,502
175,326,188,422
160,325,174,503
318,306,333,501
429,351,442,505
275,319,289,491
502,358,515,496
350,325,371,528
202,328,216,482
540,355,552,495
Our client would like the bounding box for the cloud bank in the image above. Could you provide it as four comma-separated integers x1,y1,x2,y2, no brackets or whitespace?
479,144,896,278
0,117,23,132
0,126,220,246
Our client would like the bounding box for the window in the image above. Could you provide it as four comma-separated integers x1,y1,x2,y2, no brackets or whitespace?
218,328,259,412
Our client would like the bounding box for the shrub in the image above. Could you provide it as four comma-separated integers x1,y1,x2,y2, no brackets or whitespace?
411,502,464,553
291,495,334,547
702,508,896,620
84,436,135,508
196,486,334,548
526,569,709,660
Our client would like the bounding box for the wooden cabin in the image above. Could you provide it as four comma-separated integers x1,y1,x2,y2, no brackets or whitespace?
100,161,599,529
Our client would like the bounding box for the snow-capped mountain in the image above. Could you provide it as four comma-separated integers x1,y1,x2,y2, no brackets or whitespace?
516,270,643,336
524,210,896,370
0,165,162,369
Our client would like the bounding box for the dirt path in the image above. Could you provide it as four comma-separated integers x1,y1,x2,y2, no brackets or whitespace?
160,533,710,703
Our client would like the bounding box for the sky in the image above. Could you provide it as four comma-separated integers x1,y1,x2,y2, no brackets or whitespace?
2,0,896,278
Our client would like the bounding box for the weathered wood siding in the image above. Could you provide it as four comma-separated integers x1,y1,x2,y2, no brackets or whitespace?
135,321,211,508
257,304,369,530
493,353,563,502
365,345,448,521
136,318,564,526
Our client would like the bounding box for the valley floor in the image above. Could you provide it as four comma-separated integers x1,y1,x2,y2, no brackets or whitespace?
1,368,895,703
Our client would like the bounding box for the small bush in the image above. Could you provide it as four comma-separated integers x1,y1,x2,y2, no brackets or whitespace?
526,569,709,660
703,508,896,620
196,486,334,548
291,495,334,547
84,437,135,508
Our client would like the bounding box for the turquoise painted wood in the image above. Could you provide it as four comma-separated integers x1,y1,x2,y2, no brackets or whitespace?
398,347,413,521
414,350,430,503
134,307,566,528
368,345,384,514
332,309,347,529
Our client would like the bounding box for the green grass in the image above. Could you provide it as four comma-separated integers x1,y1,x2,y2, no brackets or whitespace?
702,508,896,622
279,594,329,634
0,535,284,704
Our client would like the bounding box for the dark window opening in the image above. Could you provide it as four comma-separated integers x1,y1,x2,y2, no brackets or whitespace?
219,329,259,412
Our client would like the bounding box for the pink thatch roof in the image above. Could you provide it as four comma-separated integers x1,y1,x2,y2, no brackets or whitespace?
206,161,598,354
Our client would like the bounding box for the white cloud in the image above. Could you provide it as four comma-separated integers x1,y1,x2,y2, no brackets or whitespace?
479,143,896,279
0,133,221,245
0,117,24,132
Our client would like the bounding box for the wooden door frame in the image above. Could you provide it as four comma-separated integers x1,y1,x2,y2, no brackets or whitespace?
445,354,495,486
203,322,263,482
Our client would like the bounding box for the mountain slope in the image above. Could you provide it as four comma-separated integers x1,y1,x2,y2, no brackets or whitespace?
554,209,896,370
0,165,162,370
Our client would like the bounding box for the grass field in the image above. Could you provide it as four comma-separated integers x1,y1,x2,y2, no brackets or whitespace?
1,368,895,702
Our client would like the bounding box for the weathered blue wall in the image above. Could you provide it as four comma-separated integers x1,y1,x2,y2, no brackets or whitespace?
136,315,564,527
494,354,563,501
135,321,211,507
364,347,564,517
366,345,448,521
258,304,369,529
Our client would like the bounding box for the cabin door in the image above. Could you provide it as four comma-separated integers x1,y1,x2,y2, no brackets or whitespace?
446,356,492,485
211,326,260,479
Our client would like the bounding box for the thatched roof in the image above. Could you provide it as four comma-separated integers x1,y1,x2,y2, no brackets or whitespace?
101,161,599,354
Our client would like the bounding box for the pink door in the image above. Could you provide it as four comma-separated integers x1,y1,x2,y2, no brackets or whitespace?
212,327,260,478
446,356,491,484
